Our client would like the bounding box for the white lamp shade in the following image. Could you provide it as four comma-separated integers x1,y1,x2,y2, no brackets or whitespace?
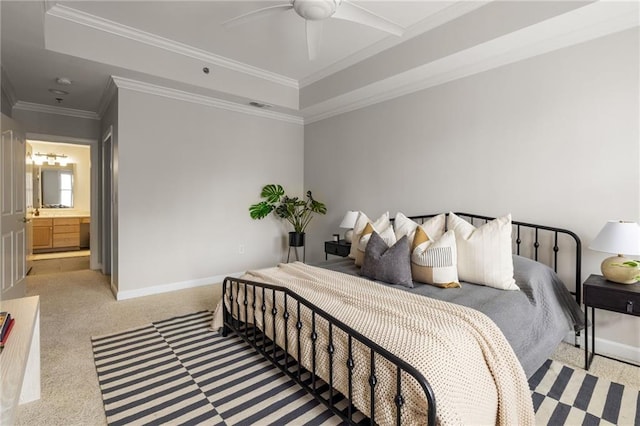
589,221,640,255
339,211,359,229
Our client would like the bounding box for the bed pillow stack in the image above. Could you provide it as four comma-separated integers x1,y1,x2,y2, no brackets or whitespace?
352,210,517,290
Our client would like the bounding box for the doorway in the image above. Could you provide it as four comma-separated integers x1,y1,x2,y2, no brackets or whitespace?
26,140,92,275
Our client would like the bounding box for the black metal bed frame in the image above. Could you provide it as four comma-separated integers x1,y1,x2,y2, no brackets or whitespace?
221,212,582,425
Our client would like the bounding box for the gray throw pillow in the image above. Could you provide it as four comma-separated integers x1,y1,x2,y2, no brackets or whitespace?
360,232,414,288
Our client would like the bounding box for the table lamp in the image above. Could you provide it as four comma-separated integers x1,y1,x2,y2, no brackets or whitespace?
589,220,640,284
339,211,358,243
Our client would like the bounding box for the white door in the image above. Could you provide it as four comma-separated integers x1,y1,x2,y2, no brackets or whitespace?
0,114,27,301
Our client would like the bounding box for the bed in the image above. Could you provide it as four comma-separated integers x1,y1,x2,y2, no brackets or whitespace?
215,212,585,425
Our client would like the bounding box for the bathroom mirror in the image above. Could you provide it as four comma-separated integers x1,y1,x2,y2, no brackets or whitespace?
35,164,75,208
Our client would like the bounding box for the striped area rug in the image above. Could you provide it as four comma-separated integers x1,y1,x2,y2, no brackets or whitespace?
92,311,640,425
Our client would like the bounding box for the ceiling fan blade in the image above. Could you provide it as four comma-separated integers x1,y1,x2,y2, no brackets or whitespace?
223,4,293,27
332,1,404,36
306,19,323,61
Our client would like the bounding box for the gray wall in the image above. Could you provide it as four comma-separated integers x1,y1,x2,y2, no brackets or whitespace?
305,29,639,350
115,88,304,297
12,108,99,141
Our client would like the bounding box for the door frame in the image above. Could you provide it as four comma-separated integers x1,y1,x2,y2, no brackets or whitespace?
25,133,100,270
101,126,113,280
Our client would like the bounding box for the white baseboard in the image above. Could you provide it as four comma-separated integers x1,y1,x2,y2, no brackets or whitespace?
564,332,640,365
115,272,243,301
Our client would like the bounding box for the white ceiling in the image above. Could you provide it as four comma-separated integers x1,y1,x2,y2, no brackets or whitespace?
62,1,455,80
1,1,638,122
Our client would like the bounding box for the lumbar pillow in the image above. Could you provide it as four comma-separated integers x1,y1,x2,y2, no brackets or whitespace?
348,211,390,259
447,212,518,290
355,222,397,267
394,212,446,242
411,228,460,288
360,231,413,288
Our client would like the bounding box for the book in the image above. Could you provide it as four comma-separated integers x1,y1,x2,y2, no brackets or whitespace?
0,318,15,347
0,312,10,341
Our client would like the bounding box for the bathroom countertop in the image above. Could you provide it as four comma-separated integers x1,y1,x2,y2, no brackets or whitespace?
31,211,90,218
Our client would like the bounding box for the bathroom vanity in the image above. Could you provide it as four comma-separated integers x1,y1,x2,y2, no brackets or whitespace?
32,216,90,252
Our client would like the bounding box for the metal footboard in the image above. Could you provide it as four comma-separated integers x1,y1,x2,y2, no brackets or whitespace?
221,277,437,425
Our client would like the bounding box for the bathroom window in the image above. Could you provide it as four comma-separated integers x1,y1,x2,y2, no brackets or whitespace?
60,171,73,207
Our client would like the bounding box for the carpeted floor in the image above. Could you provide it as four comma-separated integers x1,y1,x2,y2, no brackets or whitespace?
15,267,640,425
27,255,90,275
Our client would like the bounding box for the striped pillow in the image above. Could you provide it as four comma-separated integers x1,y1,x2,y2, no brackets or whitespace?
411,228,460,288
447,212,518,290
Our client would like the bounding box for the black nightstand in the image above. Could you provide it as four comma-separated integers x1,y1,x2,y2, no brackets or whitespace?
583,274,640,370
324,240,351,260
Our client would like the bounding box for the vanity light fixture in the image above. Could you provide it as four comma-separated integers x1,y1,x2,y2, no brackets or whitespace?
34,152,70,167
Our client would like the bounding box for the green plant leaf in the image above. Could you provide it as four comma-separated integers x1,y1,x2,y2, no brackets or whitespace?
260,184,284,203
249,201,274,220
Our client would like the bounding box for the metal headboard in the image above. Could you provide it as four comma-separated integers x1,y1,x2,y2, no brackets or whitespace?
398,212,582,305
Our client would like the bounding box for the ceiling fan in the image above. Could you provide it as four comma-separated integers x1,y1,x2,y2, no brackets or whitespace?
223,0,405,60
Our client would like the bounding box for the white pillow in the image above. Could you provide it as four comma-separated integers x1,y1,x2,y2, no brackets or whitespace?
348,211,390,259
355,221,396,267
447,212,518,290
394,212,446,242
411,228,460,288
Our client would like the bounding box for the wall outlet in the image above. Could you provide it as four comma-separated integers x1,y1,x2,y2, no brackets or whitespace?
238,244,245,254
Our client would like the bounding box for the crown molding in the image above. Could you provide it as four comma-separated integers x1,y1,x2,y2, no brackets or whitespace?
304,1,639,124
299,1,490,88
13,101,100,120
46,4,299,90
111,76,303,125
1,67,18,107
26,133,97,145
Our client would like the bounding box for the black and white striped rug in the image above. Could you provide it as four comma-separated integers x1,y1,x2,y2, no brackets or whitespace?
92,311,640,425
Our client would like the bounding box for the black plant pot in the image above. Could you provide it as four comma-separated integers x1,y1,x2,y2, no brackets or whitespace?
289,232,305,247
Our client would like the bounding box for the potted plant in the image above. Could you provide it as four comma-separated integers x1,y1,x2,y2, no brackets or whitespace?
249,184,327,247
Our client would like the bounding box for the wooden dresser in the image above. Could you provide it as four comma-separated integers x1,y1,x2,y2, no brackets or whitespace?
32,217,88,252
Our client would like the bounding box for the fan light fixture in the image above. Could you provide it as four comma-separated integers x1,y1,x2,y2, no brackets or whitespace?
223,0,404,60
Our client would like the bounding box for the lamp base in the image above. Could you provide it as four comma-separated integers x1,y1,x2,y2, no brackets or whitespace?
601,255,639,284
344,229,353,244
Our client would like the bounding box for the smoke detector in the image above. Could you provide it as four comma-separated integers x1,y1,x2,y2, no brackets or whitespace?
56,77,72,85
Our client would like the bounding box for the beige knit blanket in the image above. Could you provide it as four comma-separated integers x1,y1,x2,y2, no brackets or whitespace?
213,262,534,425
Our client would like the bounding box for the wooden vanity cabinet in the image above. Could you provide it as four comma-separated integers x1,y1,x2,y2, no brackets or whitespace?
32,217,82,252
52,218,80,249
32,219,53,250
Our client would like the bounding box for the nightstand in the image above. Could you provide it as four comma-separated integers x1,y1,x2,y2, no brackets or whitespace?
583,274,640,370
324,240,351,260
